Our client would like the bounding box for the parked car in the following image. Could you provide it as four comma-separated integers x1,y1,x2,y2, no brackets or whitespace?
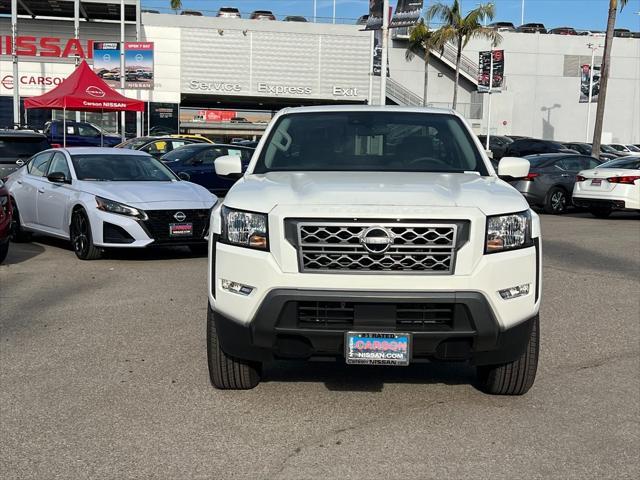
488,22,516,32
356,14,369,25
607,144,639,155
517,23,547,34
207,105,542,394
505,135,531,141
44,120,121,148
505,138,578,157
217,7,241,18
549,27,577,35
169,134,214,144
181,10,203,16
563,142,617,161
614,28,633,38
578,30,605,37
0,129,51,178
115,136,208,159
160,143,254,196
509,153,602,214
625,144,640,153
601,144,629,157
4,148,216,259
477,134,513,165
573,156,640,217
284,15,307,22
0,178,11,263
250,10,276,20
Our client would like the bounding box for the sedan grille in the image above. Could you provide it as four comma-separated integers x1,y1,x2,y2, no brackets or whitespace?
297,222,457,274
141,209,209,243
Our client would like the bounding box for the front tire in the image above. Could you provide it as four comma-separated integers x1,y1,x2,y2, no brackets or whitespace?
10,200,32,243
0,241,8,264
70,209,102,260
207,306,261,390
544,187,568,215
476,315,539,395
590,206,612,218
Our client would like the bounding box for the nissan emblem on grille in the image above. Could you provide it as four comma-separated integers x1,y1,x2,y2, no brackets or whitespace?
174,211,186,222
296,222,458,274
360,226,394,254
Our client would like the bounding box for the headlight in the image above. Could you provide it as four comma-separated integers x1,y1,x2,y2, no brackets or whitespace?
485,211,532,253
221,206,268,250
95,196,148,221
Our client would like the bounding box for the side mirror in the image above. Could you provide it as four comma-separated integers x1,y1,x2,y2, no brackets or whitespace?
177,172,190,181
215,155,243,179
47,172,70,184
498,157,530,180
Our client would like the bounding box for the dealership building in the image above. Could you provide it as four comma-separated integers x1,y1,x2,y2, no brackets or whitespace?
1,0,639,143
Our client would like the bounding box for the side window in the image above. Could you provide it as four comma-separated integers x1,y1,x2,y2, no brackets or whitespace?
27,152,52,177
195,147,226,165
77,124,99,137
584,158,600,169
557,158,582,171
169,141,189,150
142,141,170,156
47,152,71,178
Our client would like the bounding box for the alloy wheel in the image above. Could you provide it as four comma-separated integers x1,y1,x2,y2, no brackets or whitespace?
71,212,89,256
550,191,566,213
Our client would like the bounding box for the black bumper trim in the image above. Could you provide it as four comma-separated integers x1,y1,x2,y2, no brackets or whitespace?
212,289,535,366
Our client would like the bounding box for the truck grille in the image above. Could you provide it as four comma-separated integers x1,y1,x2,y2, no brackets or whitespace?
141,209,209,243
297,222,457,274
297,301,455,330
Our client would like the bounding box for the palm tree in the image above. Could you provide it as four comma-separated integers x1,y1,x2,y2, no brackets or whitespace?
591,0,628,157
406,20,435,106
170,0,182,14
427,0,501,110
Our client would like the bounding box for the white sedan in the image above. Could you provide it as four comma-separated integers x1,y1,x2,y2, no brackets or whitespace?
573,156,640,218
5,147,216,259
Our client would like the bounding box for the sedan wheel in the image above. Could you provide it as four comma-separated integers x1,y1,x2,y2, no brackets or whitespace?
544,188,568,215
70,209,102,260
9,201,32,243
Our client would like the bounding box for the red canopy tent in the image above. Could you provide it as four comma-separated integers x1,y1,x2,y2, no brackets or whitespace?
24,60,144,146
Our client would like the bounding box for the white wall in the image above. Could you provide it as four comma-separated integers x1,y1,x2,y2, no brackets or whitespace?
390,32,640,143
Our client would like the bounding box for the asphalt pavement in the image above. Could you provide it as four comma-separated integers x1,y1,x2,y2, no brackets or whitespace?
1,211,639,480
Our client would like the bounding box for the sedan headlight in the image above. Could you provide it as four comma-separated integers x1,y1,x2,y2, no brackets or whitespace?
485,211,533,253
221,206,268,250
95,196,148,221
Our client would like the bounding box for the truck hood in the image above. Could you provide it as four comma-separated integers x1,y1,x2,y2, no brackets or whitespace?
225,171,529,216
76,180,216,206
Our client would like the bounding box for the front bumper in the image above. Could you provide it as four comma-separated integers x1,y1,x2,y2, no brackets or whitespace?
210,293,536,366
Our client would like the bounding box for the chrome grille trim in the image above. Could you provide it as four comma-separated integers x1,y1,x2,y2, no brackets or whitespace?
297,222,458,274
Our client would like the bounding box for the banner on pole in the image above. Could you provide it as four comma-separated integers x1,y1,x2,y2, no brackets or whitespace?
93,42,154,90
389,0,424,28
364,0,384,30
579,64,600,103
372,29,389,77
477,50,504,92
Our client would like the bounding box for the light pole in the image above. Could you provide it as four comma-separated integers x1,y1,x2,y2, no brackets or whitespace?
585,43,602,143
11,0,19,128
379,0,389,105
521,0,525,25
332,0,336,24
313,0,316,23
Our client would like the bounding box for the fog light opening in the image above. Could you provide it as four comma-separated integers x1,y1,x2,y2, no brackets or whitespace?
221,279,255,296
499,284,530,300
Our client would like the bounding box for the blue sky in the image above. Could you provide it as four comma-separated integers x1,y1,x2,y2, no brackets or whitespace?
144,0,640,30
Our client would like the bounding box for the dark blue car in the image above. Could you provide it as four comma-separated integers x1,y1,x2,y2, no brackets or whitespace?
44,120,121,147
160,143,254,195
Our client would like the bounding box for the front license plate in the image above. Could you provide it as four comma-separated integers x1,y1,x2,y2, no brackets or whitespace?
169,223,193,237
345,332,411,366
591,179,602,186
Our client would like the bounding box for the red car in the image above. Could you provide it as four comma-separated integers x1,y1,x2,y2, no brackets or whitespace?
0,178,12,263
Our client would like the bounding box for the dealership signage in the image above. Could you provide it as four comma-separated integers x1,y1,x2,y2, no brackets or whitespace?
188,80,242,93
0,36,94,58
478,50,504,92
333,86,360,97
257,82,311,96
93,42,155,90
1,74,65,90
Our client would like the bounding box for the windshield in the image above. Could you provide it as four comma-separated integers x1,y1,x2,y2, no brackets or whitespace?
70,154,178,181
161,146,202,161
117,138,152,150
0,137,50,158
598,157,640,170
254,111,487,175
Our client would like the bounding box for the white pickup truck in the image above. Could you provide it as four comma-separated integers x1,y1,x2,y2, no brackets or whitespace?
207,106,541,395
